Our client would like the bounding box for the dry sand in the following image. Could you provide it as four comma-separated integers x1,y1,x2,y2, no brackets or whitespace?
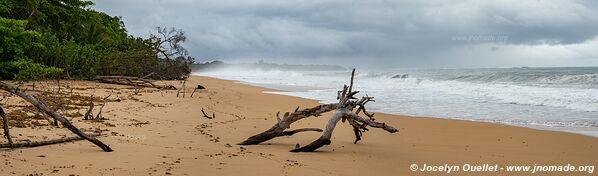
1,76,597,176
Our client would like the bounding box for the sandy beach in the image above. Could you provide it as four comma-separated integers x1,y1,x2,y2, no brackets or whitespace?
1,76,597,176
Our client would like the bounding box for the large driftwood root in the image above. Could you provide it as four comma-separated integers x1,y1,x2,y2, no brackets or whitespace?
0,82,113,152
240,69,399,152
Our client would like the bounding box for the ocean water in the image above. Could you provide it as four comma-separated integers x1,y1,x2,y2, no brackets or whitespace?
194,67,598,137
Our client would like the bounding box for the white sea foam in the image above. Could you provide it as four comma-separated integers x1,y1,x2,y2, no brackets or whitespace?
195,67,598,137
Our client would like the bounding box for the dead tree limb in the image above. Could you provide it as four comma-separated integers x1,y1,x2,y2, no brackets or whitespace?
0,133,101,149
0,106,13,146
95,94,111,120
238,103,337,145
239,69,398,152
290,110,346,152
95,76,176,90
201,108,215,119
0,82,113,152
177,80,187,98
23,0,41,30
84,95,94,120
281,128,323,136
141,72,155,79
190,85,206,98
96,76,156,86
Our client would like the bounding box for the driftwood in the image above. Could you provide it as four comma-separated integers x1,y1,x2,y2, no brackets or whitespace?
0,106,13,146
95,76,176,90
95,94,111,120
0,82,113,152
0,133,100,148
190,84,206,98
141,72,155,79
34,108,55,125
84,95,94,120
239,69,398,152
201,108,215,119
239,104,336,145
177,80,187,98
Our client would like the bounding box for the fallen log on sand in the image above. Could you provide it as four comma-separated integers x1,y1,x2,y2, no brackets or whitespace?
94,75,176,90
0,133,101,149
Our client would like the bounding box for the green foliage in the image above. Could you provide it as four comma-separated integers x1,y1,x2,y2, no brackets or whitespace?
0,17,42,61
0,0,193,81
11,59,63,82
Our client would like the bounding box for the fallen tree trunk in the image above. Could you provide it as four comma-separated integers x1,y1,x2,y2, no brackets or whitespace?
240,69,399,152
0,82,113,152
0,133,101,148
238,103,337,145
95,76,176,90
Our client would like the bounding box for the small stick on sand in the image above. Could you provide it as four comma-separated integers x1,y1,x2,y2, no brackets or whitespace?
201,108,215,119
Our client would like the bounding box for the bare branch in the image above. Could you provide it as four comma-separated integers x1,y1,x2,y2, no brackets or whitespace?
95,94,112,120
345,112,398,133
0,133,101,149
83,95,94,120
281,128,323,136
0,106,13,146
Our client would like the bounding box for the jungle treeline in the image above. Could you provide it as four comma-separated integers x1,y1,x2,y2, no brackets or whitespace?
0,0,194,81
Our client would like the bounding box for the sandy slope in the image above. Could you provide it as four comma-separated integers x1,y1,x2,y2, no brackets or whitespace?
0,76,596,176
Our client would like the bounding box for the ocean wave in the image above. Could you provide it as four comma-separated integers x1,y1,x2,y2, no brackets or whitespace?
448,72,598,86
195,67,598,136
377,68,598,88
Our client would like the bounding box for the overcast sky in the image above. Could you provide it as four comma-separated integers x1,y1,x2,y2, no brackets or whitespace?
90,0,598,68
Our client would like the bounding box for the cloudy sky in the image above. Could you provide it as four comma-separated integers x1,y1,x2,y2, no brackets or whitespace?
90,0,598,68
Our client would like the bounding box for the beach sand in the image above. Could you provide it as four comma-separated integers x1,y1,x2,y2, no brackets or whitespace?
1,76,597,176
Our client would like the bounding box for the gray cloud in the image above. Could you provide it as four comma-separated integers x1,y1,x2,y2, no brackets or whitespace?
91,0,598,68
